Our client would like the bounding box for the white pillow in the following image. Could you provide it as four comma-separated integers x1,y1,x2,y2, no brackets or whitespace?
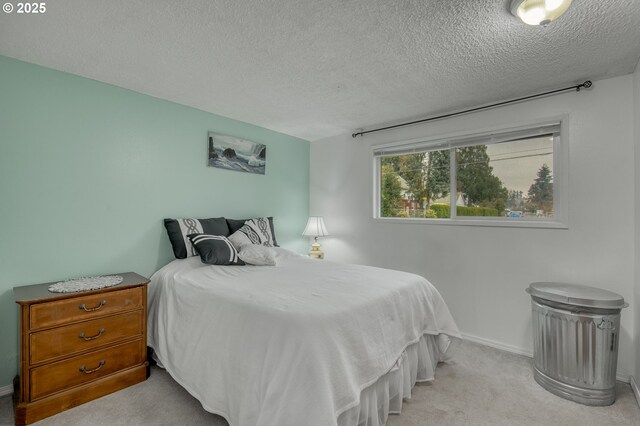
238,245,277,266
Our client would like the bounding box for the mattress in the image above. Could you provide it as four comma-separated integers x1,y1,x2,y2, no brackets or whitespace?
147,248,461,426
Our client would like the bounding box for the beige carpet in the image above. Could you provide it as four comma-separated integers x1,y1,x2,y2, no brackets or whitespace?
0,340,638,425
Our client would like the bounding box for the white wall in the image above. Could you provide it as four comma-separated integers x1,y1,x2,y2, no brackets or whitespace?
311,75,636,379
634,60,640,390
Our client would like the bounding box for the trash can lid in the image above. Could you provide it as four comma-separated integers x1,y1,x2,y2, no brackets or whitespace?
526,282,628,309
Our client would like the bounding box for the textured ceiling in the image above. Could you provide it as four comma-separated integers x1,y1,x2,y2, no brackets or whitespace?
1,0,639,141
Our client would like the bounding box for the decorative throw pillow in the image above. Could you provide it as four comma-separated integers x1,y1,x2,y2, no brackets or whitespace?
226,218,249,234
226,217,278,246
187,234,245,265
238,245,277,266
164,217,230,259
228,217,277,249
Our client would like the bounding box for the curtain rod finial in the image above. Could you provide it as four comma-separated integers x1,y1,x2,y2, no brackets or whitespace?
352,128,364,138
577,80,593,91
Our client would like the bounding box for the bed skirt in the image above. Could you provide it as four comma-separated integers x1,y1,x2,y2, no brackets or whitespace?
151,332,458,426
337,333,458,426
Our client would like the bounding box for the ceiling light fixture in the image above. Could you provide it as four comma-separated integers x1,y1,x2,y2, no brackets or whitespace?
510,0,573,26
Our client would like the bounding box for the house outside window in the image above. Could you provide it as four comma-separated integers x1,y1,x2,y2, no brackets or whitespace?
373,120,567,228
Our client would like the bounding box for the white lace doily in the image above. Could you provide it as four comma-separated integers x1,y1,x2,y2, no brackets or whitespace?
48,275,124,293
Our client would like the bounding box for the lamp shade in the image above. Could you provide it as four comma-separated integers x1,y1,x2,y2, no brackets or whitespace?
510,0,572,26
302,216,329,237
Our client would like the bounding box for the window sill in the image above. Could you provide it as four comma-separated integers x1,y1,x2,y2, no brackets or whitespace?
372,217,568,229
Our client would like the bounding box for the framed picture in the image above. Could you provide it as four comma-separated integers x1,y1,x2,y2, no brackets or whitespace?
207,132,266,175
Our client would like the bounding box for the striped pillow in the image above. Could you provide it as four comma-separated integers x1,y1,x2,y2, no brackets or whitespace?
164,217,230,259
188,234,244,265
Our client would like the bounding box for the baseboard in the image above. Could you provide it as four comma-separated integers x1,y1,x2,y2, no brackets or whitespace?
0,383,13,397
631,376,640,408
462,332,533,357
461,332,630,383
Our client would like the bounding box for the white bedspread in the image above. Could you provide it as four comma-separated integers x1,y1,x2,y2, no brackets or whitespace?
147,248,461,426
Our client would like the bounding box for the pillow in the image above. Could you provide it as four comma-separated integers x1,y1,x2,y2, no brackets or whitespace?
164,217,230,259
226,217,278,246
226,218,249,234
228,218,277,249
187,234,245,265
238,245,277,266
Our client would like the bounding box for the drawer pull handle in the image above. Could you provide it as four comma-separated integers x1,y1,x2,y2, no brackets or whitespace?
79,328,105,341
79,300,106,312
79,360,105,374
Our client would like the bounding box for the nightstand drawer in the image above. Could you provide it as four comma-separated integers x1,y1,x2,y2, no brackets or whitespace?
30,287,143,330
29,339,144,401
30,310,143,364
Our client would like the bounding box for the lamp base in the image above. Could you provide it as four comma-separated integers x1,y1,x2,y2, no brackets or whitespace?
308,242,324,260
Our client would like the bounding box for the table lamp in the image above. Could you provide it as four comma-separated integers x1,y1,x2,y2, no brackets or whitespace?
302,216,329,259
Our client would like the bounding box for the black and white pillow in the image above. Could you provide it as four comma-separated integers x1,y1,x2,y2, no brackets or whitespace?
187,234,245,265
164,217,230,259
228,217,277,249
226,217,278,246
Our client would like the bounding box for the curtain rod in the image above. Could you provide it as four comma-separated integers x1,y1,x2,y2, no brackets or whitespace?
351,80,592,138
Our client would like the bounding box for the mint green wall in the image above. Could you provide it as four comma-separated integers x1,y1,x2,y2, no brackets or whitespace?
0,55,309,388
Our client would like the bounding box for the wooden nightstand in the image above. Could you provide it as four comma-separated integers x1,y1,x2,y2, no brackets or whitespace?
13,272,149,425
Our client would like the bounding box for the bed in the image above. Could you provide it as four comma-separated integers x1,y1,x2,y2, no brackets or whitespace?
147,247,461,426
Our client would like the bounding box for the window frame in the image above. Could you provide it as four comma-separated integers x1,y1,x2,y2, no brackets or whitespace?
371,116,569,229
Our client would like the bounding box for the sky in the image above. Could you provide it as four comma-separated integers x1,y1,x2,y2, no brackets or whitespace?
486,136,553,194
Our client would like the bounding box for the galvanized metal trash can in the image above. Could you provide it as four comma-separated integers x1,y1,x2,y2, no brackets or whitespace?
526,282,628,406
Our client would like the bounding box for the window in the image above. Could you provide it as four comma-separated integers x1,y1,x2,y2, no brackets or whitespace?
373,122,566,227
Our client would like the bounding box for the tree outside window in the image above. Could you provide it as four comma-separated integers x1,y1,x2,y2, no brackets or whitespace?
376,133,556,221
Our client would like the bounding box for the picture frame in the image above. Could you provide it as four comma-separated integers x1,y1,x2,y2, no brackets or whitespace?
207,131,266,175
